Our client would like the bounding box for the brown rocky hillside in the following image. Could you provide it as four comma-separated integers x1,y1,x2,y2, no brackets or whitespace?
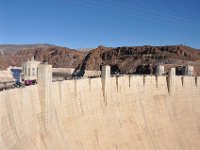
2,46,85,68
0,44,53,69
0,46,86,69
75,45,200,75
1,44,200,75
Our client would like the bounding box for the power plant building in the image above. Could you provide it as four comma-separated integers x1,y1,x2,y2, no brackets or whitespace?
21,57,41,80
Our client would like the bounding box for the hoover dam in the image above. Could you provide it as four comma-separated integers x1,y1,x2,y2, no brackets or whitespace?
0,64,200,150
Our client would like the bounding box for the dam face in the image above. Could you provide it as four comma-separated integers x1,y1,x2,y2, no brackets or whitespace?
0,66,200,150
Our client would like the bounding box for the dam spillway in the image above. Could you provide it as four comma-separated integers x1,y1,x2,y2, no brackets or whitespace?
0,65,200,150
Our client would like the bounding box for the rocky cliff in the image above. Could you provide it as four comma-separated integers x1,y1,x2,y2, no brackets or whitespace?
0,46,85,69
1,44,200,75
75,45,200,75
0,44,53,69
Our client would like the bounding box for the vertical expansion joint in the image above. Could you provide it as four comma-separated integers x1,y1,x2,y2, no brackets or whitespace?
116,76,119,92
181,76,184,87
195,76,198,87
143,75,145,85
156,76,158,88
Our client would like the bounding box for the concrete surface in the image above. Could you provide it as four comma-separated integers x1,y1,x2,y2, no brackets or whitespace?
0,75,200,149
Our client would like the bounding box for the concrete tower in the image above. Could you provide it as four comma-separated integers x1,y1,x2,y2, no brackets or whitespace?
101,65,111,104
156,64,165,76
169,67,176,77
183,65,194,76
37,63,52,130
167,67,176,95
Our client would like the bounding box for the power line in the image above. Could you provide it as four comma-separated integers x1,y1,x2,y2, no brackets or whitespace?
100,0,200,26
66,0,200,30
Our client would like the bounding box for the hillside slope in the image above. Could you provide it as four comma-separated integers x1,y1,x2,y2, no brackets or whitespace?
1,46,85,68
75,45,200,75
0,44,53,55
1,44,200,75
0,44,53,69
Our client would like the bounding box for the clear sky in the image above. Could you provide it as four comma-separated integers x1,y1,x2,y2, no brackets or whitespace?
0,0,200,49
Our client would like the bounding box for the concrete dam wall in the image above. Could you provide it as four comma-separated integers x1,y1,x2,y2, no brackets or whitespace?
0,65,200,150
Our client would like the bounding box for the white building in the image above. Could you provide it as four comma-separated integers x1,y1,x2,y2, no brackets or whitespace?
22,57,41,81
183,65,194,76
156,64,165,76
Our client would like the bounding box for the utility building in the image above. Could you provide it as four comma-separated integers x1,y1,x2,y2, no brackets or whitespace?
22,57,41,81
183,65,194,76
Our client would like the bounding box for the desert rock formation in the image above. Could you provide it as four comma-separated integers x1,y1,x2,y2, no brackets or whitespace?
1,45,200,75
10,46,85,68
76,45,200,75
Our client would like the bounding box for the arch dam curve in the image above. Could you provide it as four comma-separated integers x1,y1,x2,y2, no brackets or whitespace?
0,65,200,150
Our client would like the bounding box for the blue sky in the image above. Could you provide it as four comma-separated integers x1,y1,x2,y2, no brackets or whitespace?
0,0,200,49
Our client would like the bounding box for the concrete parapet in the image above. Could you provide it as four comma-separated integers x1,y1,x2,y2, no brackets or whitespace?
143,75,157,85
37,64,52,130
75,78,90,93
116,75,130,93
129,75,144,87
156,76,168,94
89,78,102,92
182,76,196,87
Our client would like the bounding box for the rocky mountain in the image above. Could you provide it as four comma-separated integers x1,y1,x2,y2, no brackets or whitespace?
0,44,53,55
10,46,85,68
1,44,200,75
75,45,200,75
0,44,54,69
